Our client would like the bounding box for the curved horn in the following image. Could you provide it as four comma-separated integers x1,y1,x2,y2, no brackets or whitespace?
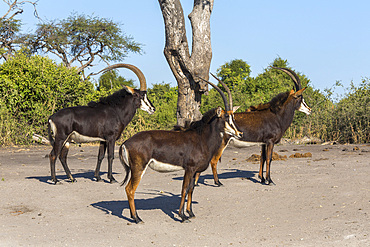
271,66,302,91
97,63,147,91
210,73,233,111
197,76,230,112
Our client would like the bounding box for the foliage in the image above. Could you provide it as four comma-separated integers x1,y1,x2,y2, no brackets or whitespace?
26,13,142,77
0,0,38,61
0,50,94,145
203,57,369,143
202,57,311,112
118,82,178,141
216,59,251,90
97,70,135,91
1,53,368,145
333,79,369,143
0,96,33,145
0,18,21,60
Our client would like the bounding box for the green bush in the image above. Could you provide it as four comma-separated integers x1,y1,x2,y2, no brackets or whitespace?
1,53,368,146
0,50,94,145
120,83,178,141
333,79,369,143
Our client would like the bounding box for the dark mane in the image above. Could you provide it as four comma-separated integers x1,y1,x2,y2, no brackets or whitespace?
88,88,132,107
173,108,218,133
246,92,290,114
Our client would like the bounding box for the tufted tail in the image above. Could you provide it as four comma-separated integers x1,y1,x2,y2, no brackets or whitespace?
119,144,131,186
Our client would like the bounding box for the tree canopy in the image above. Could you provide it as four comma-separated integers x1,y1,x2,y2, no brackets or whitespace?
26,13,142,78
97,70,135,91
0,0,38,61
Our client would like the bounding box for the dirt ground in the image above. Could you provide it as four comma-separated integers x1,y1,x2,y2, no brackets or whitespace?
0,143,369,246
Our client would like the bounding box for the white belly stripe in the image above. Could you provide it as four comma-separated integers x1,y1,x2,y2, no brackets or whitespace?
148,158,184,173
229,138,264,148
68,131,105,143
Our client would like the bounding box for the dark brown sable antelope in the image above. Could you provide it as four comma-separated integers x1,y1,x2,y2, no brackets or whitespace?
118,79,243,223
48,64,156,184
195,67,311,186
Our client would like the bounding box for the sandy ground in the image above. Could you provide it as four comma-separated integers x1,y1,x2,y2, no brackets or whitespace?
0,143,369,246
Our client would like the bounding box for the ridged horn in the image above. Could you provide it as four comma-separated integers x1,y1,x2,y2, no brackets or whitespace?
210,73,233,111
97,63,147,91
197,76,230,112
271,66,302,91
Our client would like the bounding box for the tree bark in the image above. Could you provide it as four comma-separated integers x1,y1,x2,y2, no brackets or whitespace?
159,0,213,126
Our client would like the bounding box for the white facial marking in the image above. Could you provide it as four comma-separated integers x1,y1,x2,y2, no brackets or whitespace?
224,115,242,139
148,159,184,173
298,99,311,115
140,94,155,114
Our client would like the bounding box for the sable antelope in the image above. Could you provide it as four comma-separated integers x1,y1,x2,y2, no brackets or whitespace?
195,67,311,186
118,79,242,223
48,64,155,184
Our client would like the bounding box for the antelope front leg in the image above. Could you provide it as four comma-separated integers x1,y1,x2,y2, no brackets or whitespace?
179,171,192,223
210,159,223,186
107,140,117,183
186,175,196,218
194,172,201,186
258,144,266,184
265,143,275,185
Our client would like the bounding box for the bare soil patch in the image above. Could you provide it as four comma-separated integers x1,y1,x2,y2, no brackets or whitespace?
0,143,369,246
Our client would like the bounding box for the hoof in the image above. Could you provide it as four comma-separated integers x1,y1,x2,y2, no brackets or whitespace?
109,178,118,184
188,214,196,219
180,214,190,223
187,211,195,219
132,214,143,224
215,181,223,187
266,180,275,186
53,180,62,185
94,177,103,182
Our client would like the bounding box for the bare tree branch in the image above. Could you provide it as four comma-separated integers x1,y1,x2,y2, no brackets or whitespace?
2,0,39,21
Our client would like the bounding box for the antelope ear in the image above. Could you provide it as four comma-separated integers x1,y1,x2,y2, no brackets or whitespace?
294,87,306,97
216,107,222,117
123,85,135,94
232,106,241,113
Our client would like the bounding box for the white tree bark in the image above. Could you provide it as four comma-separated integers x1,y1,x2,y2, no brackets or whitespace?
159,0,213,126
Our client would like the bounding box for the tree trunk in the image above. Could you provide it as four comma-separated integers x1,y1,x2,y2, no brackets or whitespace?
159,0,213,126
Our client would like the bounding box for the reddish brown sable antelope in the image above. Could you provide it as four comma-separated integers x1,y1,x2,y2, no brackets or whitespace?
118,79,242,223
195,67,311,186
48,64,155,184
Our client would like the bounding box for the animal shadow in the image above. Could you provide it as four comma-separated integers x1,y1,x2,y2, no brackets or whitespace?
91,190,193,223
26,171,118,184
173,168,259,186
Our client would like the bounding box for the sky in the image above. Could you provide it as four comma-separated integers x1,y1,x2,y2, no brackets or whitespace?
6,0,370,97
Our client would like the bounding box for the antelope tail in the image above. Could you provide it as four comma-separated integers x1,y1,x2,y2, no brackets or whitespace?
119,144,131,187
47,119,55,147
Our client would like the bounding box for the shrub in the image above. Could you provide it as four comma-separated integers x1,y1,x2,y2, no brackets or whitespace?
0,51,94,144
333,79,369,143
